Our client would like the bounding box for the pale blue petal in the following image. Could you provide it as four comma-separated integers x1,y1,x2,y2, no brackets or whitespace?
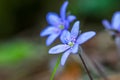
67,15,76,22
112,11,120,30
60,1,68,20
46,33,60,46
72,44,79,54
40,26,56,36
60,30,71,43
71,21,80,39
102,20,111,30
64,20,69,29
61,49,71,66
49,44,70,54
46,12,61,26
77,31,96,44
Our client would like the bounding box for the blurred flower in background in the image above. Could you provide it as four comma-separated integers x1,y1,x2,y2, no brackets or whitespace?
102,11,120,36
102,11,120,57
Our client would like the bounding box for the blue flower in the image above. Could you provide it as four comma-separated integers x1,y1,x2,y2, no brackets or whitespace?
102,11,120,36
40,1,76,46
49,21,96,66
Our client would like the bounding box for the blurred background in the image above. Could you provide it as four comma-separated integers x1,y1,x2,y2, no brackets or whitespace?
0,0,120,80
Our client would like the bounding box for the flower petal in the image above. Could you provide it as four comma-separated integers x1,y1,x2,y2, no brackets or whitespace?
67,15,76,22
46,33,60,46
49,44,70,54
40,26,56,36
77,31,96,44
112,11,120,30
61,49,71,66
102,20,111,30
71,21,80,39
64,20,69,29
60,1,68,20
46,12,61,26
60,30,71,43
72,44,79,54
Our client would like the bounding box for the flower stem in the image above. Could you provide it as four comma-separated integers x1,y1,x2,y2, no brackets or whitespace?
50,55,61,80
78,47,93,80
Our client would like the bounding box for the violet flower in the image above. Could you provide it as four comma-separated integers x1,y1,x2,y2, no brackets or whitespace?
40,1,76,46
102,11,120,36
49,21,96,66
102,11,120,56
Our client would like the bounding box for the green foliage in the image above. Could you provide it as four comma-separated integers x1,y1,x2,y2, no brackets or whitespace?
0,41,34,64
69,0,119,17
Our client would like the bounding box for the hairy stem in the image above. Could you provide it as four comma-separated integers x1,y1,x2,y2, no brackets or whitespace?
79,47,109,80
78,47,93,80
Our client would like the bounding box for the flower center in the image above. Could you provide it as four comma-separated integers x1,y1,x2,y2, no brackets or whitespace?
68,42,74,47
59,24,64,30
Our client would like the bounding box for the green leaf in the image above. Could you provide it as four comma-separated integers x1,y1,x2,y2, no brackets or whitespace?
50,55,62,80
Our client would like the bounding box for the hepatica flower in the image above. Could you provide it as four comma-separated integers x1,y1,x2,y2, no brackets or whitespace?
40,1,76,46
49,21,96,66
102,11,120,36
